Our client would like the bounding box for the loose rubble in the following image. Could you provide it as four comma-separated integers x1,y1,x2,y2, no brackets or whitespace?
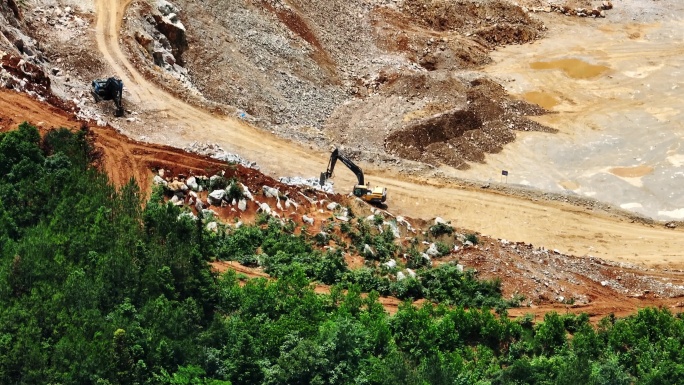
183,141,258,169
279,176,334,194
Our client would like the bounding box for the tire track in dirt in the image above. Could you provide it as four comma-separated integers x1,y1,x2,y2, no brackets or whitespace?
92,1,684,267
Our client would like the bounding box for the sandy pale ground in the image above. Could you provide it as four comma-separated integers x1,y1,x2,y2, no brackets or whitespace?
89,0,684,267
474,7,684,220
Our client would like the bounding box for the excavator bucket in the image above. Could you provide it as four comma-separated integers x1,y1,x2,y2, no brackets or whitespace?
91,77,124,117
114,106,125,117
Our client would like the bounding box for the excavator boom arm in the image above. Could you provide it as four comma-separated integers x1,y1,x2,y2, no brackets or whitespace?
322,148,364,186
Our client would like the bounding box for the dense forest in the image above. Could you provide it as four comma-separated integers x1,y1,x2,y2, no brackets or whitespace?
1,123,684,384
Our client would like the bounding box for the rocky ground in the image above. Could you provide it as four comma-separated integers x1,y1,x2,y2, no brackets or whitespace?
118,0,570,170
0,0,631,172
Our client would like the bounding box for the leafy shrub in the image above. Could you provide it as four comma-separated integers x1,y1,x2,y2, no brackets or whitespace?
238,254,260,267
217,225,263,260
313,232,329,246
435,241,452,256
405,247,430,269
262,250,317,278
209,175,229,190
225,180,244,201
391,278,423,300
534,312,567,355
342,268,392,296
429,221,454,237
282,219,296,234
255,211,270,225
350,218,373,249
315,249,348,285
368,227,398,262
465,233,479,245
420,263,504,308
340,221,352,234
345,205,355,218
261,227,312,257
506,293,527,308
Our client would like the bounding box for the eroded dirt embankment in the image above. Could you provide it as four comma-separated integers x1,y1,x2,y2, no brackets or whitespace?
3,84,684,323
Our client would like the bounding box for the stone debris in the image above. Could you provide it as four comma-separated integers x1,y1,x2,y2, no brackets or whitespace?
262,185,280,199
206,221,218,232
237,199,247,211
383,259,397,269
285,199,298,210
183,142,258,169
386,221,401,239
279,176,334,193
208,189,226,206
425,243,440,257
257,202,271,214
241,184,254,201
186,176,199,191
302,215,314,225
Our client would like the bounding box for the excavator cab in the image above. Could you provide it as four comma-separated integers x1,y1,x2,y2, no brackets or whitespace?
91,77,124,117
354,184,387,204
321,148,387,205
353,186,367,198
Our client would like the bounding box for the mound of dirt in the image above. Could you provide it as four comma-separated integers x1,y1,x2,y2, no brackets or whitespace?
386,77,553,168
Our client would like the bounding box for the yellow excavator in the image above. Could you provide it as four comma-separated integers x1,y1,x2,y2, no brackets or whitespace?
320,148,387,205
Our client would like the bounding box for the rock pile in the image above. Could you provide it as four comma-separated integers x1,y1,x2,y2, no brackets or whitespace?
547,1,613,18
278,176,335,194
456,237,684,305
127,0,196,91
183,141,258,169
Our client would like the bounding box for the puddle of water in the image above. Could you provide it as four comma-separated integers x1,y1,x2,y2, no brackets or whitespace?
530,58,610,79
522,91,559,110
609,165,654,178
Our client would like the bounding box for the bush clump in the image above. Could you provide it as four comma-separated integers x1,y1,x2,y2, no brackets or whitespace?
429,221,454,237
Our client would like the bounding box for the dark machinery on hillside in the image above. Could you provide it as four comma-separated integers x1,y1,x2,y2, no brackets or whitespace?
91,77,124,117
320,148,387,205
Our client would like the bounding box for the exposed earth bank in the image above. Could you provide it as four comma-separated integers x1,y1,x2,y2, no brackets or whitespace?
2,88,683,322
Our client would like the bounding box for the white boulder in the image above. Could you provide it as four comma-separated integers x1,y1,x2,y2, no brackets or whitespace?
208,190,226,206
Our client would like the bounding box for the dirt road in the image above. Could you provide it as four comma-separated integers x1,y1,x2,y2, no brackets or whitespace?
93,0,684,267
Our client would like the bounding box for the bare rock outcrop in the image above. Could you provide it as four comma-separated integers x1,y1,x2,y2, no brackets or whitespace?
128,0,191,84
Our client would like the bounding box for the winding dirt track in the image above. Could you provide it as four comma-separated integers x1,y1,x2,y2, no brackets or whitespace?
93,0,684,267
